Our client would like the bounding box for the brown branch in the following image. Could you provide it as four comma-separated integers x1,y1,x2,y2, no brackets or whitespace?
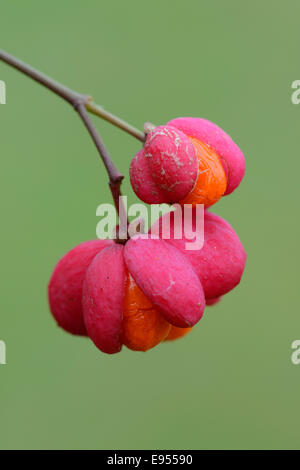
76,103,123,185
0,49,145,142
0,49,133,230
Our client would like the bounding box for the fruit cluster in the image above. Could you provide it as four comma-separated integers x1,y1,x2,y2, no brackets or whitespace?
48,117,246,354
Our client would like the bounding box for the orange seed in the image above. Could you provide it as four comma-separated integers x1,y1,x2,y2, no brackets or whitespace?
164,325,193,341
122,273,171,351
179,137,227,207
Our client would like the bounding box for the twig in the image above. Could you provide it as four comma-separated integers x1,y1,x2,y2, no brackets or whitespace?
76,103,122,185
0,49,83,105
86,101,145,142
0,49,145,142
76,103,127,223
0,49,133,230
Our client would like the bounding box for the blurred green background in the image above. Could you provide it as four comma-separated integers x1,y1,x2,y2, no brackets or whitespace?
0,0,299,450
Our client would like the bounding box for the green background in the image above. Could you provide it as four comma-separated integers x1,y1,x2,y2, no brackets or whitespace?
0,0,299,450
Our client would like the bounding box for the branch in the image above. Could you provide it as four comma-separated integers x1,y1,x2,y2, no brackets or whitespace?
0,49,134,229
0,49,83,105
76,104,127,224
86,101,145,142
0,49,145,142
76,103,122,185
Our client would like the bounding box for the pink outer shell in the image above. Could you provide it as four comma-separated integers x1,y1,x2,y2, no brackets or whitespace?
48,239,112,336
124,236,205,328
206,296,222,306
168,117,245,195
130,126,198,204
152,209,246,300
82,244,126,354
129,149,166,204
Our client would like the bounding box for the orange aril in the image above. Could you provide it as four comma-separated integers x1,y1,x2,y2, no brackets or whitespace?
122,273,171,351
179,137,227,207
164,325,193,341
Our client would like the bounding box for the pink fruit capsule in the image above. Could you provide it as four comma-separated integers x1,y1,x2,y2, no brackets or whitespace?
82,244,126,354
48,239,112,335
152,209,246,300
124,236,205,328
206,296,222,306
168,117,245,195
130,125,198,204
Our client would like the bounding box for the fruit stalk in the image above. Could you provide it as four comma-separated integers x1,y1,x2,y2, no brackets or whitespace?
86,101,145,142
76,103,128,229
